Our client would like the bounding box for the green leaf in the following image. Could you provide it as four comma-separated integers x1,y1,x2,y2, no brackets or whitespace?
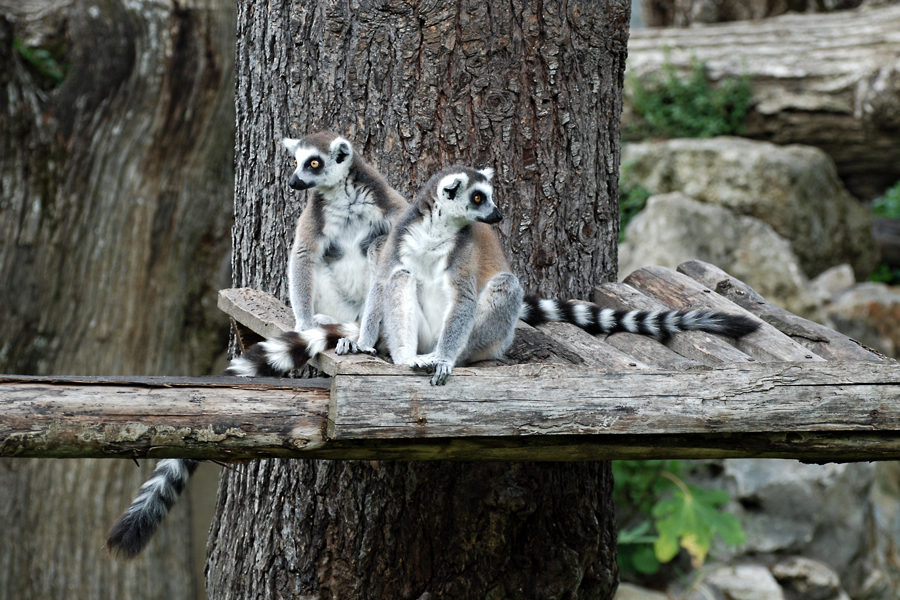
650,475,745,568
630,545,662,574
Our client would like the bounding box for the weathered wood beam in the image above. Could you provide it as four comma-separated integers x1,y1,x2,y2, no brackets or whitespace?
0,375,331,459
328,361,900,439
6,360,899,461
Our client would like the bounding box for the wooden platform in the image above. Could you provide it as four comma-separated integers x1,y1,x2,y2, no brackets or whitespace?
3,261,899,462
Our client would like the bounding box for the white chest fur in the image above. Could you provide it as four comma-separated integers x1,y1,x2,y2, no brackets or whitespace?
400,221,458,349
313,186,388,321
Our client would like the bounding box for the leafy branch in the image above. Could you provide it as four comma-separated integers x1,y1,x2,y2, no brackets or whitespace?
615,461,745,575
625,56,752,141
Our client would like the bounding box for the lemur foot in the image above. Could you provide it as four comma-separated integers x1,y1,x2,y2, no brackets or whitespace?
336,337,376,356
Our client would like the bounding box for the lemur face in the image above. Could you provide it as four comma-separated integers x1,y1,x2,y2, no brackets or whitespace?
436,168,502,225
282,135,353,191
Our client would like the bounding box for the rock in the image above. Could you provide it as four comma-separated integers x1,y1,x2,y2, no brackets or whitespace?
844,462,900,599
810,264,856,304
614,583,669,600
771,556,848,600
720,460,874,572
823,282,900,357
619,192,822,319
683,565,785,600
621,138,878,279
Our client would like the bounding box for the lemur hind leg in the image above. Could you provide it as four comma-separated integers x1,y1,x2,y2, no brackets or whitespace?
382,269,421,365
460,272,524,364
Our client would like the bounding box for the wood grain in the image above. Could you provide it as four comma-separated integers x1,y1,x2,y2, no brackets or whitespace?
328,361,900,440
677,260,886,362
0,376,330,459
625,266,824,363
593,281,756,366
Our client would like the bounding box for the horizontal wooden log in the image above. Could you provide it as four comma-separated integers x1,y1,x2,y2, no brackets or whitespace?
3,364,900,461
328,361,900,441
0,375,331,459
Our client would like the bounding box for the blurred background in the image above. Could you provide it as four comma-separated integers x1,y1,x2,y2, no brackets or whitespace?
1,0,899,598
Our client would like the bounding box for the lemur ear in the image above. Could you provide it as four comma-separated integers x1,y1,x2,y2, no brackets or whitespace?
478,167,494,181
331,138,352,164
282,138,301,156
443,178,463,199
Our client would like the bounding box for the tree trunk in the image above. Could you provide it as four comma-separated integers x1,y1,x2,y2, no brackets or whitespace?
207,0,627,597
626,4,900,201
0,1,235,598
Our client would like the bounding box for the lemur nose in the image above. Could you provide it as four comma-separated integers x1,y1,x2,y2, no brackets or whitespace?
289,173,314,190
481,207,502,224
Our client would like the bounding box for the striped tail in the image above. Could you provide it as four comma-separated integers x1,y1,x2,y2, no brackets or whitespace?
519,296,759,340
106,458,199,560
224,323,360,377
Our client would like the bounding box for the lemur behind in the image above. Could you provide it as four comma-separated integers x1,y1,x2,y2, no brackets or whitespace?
106,132,407,560
339,166,760,384
229,166,760,385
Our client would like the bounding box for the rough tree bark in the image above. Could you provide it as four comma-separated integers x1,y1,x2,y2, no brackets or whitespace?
626,4,900,200
0,1,235,598
207,1,628,597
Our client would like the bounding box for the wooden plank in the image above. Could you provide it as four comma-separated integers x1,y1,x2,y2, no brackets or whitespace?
0,375,330,459
593,282,755,366
312,350,409,376
328,361,900,440
218,288,293,340
535,322,650,369
677,260,886,362
506,321,583,366
3,371,900,461
624,266,825,363
315,432,900,462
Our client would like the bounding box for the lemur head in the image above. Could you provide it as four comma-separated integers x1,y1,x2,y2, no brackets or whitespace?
281,132,353,191
431,166,502,226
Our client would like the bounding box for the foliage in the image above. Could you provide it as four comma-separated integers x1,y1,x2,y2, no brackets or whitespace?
626,58,752,140
619,182,653,243
618,161,653,243
869,264,900,285
872,180,900,220
14,39,68,89
614,460,746,575
869,180,900,285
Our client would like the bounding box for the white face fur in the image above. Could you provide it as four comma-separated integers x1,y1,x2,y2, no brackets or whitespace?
282,136,353,191
435,168,501,225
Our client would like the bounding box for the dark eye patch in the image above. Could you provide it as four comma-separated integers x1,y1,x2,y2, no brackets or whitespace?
305,156,324,173
470,190,486,204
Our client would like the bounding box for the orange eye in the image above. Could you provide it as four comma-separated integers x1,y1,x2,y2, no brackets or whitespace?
293,160,298,166
310,160,320,168
473,193,483,203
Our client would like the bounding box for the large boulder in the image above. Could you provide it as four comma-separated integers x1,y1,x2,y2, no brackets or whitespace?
824,282,900,357
684,565,785,600
718,459,874,572
619,192,822,319
622,137,878,279
771,556,849,600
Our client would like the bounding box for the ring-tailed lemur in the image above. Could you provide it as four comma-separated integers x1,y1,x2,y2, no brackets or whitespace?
230,166,759,385
338,165,760,385
106,132,408,560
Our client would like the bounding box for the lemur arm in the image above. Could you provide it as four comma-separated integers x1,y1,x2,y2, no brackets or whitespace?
410,273,478,385
288,225,316,332
336,266,384,356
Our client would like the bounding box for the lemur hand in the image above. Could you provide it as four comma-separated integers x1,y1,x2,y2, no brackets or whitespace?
336,337,376,356
409,353,453,386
